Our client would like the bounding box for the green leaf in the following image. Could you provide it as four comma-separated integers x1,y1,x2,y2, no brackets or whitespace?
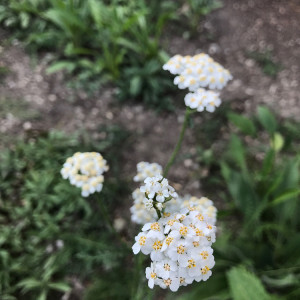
17,278,41,292
262,274,298,288
46,61,76,74
48,282,71,292
257,106,277,135
269,188,300,207
227,266,274,300
228,112,256,136
129,76,142,96
261,149,275,177
227,134,247,172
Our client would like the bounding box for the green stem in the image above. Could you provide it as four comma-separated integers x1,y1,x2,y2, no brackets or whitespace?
163,108,191,177
155,207,161,219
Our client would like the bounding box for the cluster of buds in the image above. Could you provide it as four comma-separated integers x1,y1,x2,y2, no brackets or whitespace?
61,152,109,197
133,209,216,292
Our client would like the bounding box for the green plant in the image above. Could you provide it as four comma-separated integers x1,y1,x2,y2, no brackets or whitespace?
187,106,300,299
0,127,131,299
0,0,220,109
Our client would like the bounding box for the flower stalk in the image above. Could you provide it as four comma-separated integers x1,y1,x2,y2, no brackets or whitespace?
163,108,191,177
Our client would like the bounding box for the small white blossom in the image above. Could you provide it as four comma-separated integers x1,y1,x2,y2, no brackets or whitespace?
61,152,109,197
133,162,162,182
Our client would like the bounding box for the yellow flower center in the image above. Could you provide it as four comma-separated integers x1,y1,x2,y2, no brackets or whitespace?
193,241,200,247
197,214,204,221
195,228,204,236
201,266,210,274
188,259,196,268
164,279,172,286
166,237,174,246
150,272,157,279
179,226,188,236
152,240,163,251
164,264,171,271
150,222,160,231
139,236,146,246
177,245,186,254
201,251,209,259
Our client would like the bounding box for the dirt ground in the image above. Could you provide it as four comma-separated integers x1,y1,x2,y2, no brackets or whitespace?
0,0,299,196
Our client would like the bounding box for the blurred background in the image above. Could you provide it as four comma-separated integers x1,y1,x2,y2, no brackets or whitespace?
0,0,299,299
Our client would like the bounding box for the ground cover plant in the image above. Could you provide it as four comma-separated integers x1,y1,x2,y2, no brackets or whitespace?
0,0,220,109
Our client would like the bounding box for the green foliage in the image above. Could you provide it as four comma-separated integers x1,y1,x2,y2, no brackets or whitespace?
227,266,275,300
0,127,130,299
0,0,219,109
194,105,300,299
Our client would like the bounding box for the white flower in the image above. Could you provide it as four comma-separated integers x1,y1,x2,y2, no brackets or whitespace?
184,89,221,113
146,263,159,289
133,162,162,182
139,175,178,211
61,152,109,197
132,210,217,292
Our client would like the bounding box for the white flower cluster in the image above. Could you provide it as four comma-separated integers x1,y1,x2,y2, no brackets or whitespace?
184,88,221,113
140,175,178,212
163,54,232,91
163,53,232,113
180,196,217,225
133,162,163,182
61,152,109,197
130,187,181,225
132,210,216,292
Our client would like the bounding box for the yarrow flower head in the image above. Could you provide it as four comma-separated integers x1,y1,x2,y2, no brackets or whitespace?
139,175,178,213
163,53,232,113
132,209,216,292
163,53,232,92
133,162,163,182
61,152,109,197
